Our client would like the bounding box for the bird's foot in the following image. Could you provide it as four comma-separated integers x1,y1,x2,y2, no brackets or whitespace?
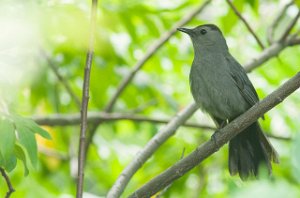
211,130,221,150
219,120,228,128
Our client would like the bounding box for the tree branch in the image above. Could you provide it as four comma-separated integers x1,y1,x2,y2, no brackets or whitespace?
289,37,300,45
41,50,81,108
0,167,15,198
129,71,300,198
279,9,300,42
226,0,265,49
76,0,97,197
267,0,294,44
106,103,198,198
33,112,214,130
244,36,299,72
32,112,289,141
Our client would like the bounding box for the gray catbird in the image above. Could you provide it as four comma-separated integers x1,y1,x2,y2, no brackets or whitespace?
178,24,279,179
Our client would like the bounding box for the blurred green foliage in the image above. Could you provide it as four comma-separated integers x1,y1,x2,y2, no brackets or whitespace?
0,113,50,176
0,0,300,197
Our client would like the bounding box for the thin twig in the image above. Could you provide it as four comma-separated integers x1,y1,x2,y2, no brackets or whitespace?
226,0,265,49
267,134,291,141
279,9,300,42
290,28,300,39
83,122,101,163
104,0,212,112
32,112,290,140
33,112,215,130
0,167,15,198
289,38,300,45
76,0,97,197
267,0,294,44
41,50,81,108
129,71,300,198
126,99,157,114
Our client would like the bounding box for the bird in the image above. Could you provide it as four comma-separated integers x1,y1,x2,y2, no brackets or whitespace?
177,24,279,179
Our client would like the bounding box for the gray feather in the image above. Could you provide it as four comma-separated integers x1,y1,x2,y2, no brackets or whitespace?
178,24,279,179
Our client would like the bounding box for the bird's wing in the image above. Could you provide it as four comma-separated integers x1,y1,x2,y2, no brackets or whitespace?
226,54,259,106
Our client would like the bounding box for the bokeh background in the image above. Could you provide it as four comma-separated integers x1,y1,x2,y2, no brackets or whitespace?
0,0,300,197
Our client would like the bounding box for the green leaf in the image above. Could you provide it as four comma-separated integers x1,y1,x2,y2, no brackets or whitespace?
23,119,51,139
221,0,244,33
15,123,38,169
12,115,51,139
0,119,15,163
15,143,29,176
245,0,256,7
119,12,137,40
4,155,17,172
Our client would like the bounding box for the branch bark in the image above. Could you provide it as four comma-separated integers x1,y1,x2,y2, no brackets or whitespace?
76,0,97,197
32,112,289,141
33,112,214,130
226,0,265,49
267,0,294,44
0,167,15,198
244,36,299,72
106,103,198,198
279,9,300,42
129,71,300,198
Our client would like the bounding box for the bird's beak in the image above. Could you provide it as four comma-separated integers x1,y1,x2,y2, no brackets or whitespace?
177,27,193,35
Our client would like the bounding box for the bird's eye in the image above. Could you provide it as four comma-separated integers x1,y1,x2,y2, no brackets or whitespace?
200,29,207,35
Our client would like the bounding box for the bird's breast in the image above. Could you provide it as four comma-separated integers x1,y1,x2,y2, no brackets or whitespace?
189,56,249,120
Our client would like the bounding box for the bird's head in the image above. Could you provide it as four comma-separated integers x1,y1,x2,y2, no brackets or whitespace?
178,24,228,53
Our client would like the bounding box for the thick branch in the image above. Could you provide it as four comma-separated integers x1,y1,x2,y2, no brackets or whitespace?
106,103,198,198
129,71,300,198
0,167,15,198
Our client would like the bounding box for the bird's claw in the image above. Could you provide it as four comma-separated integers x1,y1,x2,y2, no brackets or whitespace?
211,130,220,150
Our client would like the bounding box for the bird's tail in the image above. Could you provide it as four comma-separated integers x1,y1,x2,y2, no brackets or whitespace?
228,121,279,179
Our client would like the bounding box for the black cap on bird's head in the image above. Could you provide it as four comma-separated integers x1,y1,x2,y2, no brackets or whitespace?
178,24,228,51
